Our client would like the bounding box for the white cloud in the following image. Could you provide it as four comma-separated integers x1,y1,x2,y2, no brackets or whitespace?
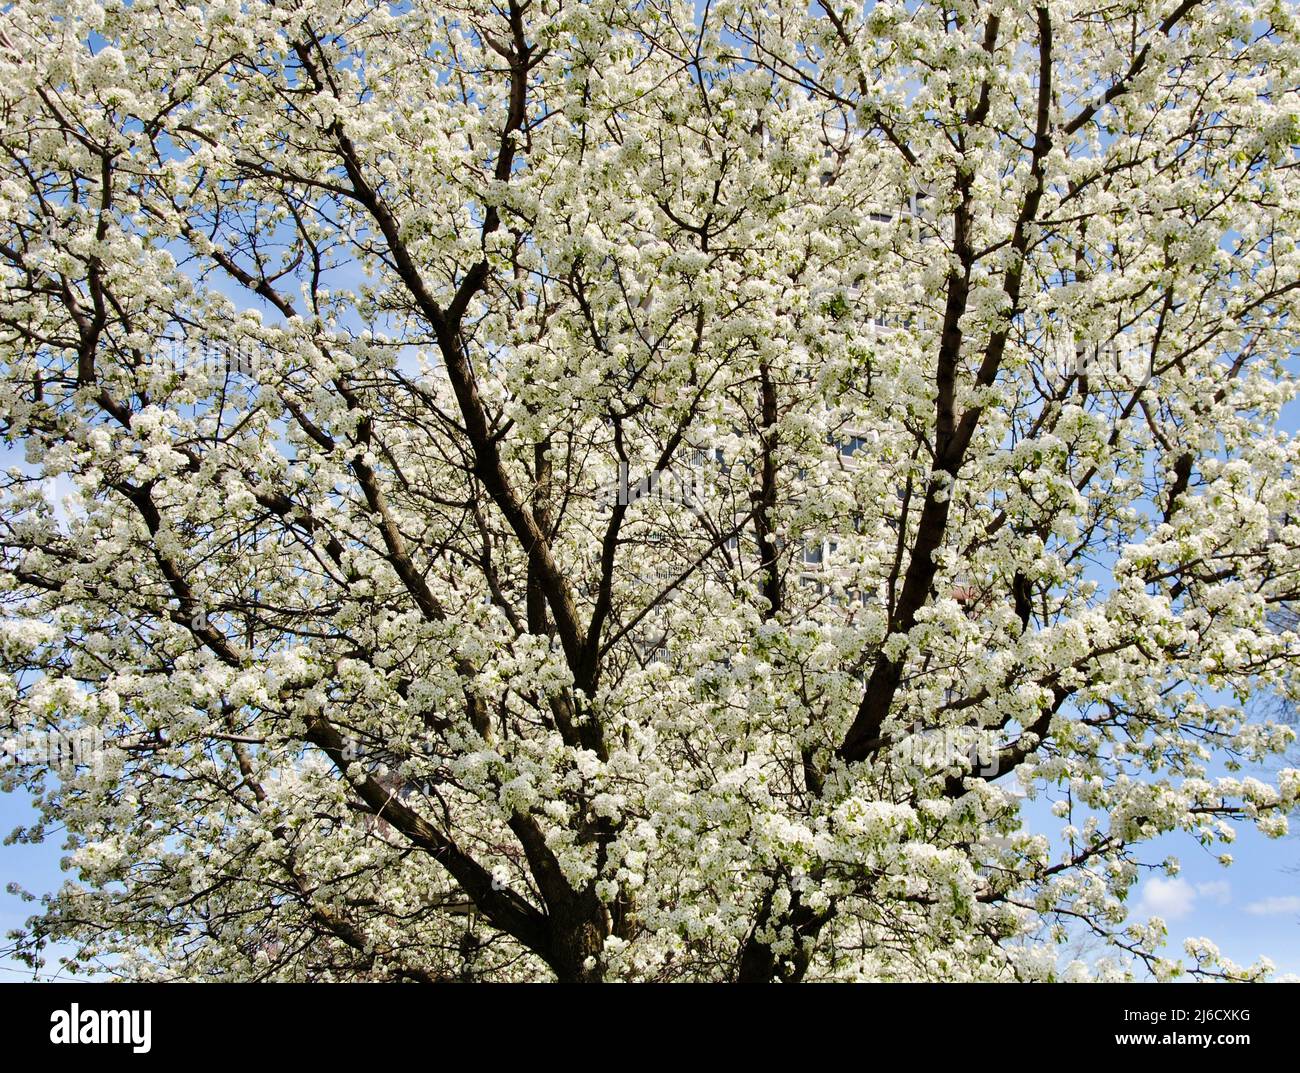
1243,896,1300,917
1135,878,1234,920
1196,880,1232,906
1136,877,1197,920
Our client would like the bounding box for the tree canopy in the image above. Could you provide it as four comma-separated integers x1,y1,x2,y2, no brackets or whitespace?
2,0,1300,981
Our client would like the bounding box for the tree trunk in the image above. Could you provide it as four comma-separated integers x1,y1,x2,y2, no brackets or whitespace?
547,892,608,983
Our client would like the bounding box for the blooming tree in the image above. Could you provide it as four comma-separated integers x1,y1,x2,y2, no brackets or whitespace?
2,0,1300,982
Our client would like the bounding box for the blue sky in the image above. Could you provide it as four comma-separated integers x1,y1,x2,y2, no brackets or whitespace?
1016,782,1300,978
0,789,79,980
